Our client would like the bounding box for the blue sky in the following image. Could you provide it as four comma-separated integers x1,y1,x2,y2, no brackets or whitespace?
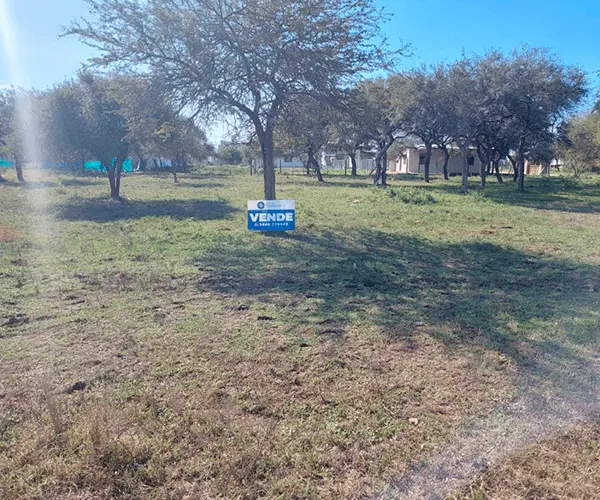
0,0,598,139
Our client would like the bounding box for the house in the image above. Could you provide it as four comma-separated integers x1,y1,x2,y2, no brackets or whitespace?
387,145,485,175
253,149,376,173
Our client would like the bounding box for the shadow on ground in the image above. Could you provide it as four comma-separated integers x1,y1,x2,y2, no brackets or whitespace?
423,176,600,213
178,182,226,189
58,178,104,187
58,198,238,222
194,228,599,385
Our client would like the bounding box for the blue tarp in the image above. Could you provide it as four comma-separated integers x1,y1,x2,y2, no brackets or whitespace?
2,158,173,172
46,159,135,172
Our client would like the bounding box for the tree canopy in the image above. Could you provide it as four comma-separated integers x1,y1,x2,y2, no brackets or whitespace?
67,0,398,199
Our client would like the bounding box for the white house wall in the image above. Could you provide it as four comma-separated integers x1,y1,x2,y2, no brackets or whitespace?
389,147,485,175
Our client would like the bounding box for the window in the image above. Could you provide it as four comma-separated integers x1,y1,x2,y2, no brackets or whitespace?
419,154,426,165
467,155,475,166
283,156,293,163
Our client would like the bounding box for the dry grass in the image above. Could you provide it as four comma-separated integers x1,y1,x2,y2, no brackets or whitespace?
451,421,600,499
1,169,599,498
0,275,518,499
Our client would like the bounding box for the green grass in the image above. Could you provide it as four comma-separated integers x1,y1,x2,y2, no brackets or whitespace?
1,168,599,498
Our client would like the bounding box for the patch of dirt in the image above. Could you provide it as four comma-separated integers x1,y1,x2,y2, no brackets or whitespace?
0,226,24,242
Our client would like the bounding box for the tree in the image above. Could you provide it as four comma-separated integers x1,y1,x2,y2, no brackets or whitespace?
0,91,17,182
402,65,451,183
499,48,586,191
329,90,372,177
360,77,408,187
67,0,396,200
217,144,244,166
0,89,42,183
42,82,90,173
445,58,484,192
276,96,336,182
557,112,600,177
75,72,130,198
111,75,208,181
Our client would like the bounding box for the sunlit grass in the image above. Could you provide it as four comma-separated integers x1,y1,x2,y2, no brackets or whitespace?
1,168,599,498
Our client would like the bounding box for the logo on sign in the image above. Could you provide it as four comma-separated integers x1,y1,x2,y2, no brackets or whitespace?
248,200,296,231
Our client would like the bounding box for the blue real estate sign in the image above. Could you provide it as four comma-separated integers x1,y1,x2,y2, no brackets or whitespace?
248,200,296,231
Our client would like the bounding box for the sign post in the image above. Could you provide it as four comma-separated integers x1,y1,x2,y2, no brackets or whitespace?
248,200,296,231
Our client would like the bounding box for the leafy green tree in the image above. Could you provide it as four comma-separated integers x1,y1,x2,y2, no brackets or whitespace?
557,112,600,177
329,90,372,177
495,48,586,191
359,77,409,187
0,89,42,183
217,144,244,166
276,96,337,182
77,72,130,198
42,81,89,173
67,0,397,200
116,77,209,181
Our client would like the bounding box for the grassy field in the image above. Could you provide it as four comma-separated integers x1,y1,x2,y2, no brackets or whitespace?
0,168,599,499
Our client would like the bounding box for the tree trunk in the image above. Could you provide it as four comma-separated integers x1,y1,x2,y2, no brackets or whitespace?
518,156,525,191
518,156,525,192
260,127,276,200
107,148,127,200
308,146,325,182
350,152,358,177
480,160,487,188
374,135,393,187
442,146,450,180
382,149,388,186
172,158,179,184
517,138,526,192
15,161,25,183
107,166,118,198
424,142,432,183
152,158,159,170
459,143,469,193
507,154,518,182
81,156,86,175
494,159,503,183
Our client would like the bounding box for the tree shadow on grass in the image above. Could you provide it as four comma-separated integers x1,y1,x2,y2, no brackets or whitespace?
58,178,104,187
177,182,226,189
482,178,600,213
57,198,238,222
422,176,600,213
194,229,600,386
